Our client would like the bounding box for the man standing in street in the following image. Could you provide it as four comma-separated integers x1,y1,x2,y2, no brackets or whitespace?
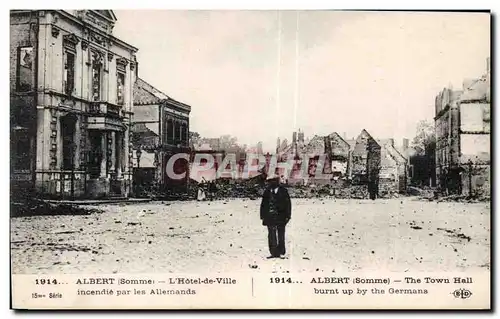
260,175,292,259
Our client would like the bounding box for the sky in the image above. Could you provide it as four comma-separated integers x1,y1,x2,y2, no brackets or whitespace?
112,10,490,152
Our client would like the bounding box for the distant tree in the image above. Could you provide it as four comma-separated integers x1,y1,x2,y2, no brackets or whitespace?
190,132,251,155
411,120,436,156
409,120,437,187
189,131,201,145
219,134,238,149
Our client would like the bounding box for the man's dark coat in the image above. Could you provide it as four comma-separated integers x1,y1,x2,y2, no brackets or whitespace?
260,186,292,226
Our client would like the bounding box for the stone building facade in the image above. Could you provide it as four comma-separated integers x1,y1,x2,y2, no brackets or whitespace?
434,58,490,196
10,10,137,199
132,78,191,194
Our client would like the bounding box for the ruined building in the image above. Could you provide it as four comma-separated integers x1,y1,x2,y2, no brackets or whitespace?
327,132,350,178
378,139,407,196
275,129,408,197
403,137,436,188
435,58,490,196
435,86,462,194
350,130,381,197
303,135,332,184
11,10,138,199
276,130,340,185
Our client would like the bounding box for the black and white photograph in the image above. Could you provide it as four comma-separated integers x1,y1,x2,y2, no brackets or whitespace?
9,9,491,309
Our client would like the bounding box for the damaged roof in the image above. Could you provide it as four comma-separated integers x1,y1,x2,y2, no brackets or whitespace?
131,123,159,149
131,122,158,136
304,135,326,154
328,132,350,147
353,129,380,153
134,78,169,106
134,78,192,112
383,142,407,164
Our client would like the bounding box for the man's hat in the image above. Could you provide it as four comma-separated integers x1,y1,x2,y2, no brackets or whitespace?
266,174,279,181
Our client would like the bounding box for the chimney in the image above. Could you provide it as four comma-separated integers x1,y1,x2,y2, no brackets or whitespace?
276,137,281,152
343,132,347,140
389,138,395,147
324,136,332,154
292,132,297,145
403,138,409,151
298,130,304,143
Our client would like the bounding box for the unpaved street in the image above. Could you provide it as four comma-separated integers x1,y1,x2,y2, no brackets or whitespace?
11,198,490,274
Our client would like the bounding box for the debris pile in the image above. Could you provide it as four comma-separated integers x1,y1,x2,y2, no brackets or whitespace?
436,194,490,203
437,227,472,242
345,185,370,199
210,178,265,199
192,180,408,200
378,190,400,199
286,185,314,198
140,177,417,201
11,199,102,218
407,186,437,200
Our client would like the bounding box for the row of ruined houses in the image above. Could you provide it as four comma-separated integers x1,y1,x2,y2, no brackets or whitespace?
187,129,411,198
272,129,409,197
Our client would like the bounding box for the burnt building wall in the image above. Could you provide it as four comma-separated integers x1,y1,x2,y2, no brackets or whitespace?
351,130,381,187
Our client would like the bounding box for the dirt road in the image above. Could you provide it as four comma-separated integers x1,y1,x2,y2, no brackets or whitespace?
11,198,490,274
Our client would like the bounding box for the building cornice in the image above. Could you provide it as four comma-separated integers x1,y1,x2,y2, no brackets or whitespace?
53,10,139,53
38,21,137,66
459,99,490,104
459,131,490,135
163,99,192,113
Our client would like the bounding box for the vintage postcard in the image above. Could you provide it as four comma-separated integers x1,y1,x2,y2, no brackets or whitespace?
10,9,491,310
